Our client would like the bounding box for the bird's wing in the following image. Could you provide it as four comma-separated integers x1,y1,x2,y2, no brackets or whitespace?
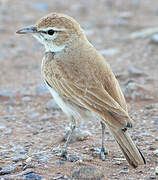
53,77,132,128
43,51,132,128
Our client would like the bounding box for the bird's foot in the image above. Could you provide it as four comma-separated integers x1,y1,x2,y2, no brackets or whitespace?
57,149,79,162
92,147,108,161
100,147,108,161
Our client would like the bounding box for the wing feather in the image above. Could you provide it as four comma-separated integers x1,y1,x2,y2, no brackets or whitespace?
56,79,132,127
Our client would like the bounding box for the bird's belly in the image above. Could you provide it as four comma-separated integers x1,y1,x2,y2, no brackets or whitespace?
45,82,98,122
47,85,69,113
46,84,82,119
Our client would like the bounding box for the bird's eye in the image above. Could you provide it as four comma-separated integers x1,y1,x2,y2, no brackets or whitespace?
47,29,55,35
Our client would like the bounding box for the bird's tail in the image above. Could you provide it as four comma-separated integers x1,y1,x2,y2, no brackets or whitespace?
108,126,146,168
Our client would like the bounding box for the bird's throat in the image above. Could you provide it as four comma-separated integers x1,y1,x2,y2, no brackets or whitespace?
44,41,65,53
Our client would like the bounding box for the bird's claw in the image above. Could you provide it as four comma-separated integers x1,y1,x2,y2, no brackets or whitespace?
93,147,108,161
57,150,78,162
100,147,108,161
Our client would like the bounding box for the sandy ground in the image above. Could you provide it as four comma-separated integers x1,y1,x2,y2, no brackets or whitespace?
1,0,158,179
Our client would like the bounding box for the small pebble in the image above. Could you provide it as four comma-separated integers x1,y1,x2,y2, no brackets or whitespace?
0,166,15,175
26,157,32,163
153,149,158,156
150,175,156,179
23,163,37,170
40,114,52,121
150,34,158,44
154,117,158,125
4,129,12,135
23,173,42,180
72,166,104,180
0,125,5,130
45,99,60,110
140,133,150,137
10,144,24,152
114,161,122,165
119,12,132,19
21,96,31,102
29,112,39,120
0,53,4,61
12,154,27,162
128,66,147,76
99,48,119,57
155,166,158,175
36,83,49,94
32,3,48,12
54,160,65,165
113,158,126,161
148,146,155,151
0,90,14,97
119,169,129,174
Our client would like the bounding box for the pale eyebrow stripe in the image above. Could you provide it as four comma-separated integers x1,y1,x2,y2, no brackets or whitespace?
38,27,67,32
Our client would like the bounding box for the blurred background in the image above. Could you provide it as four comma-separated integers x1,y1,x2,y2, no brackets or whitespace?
0,0,158,179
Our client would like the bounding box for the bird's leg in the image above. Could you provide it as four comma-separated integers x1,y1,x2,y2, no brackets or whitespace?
58,116,76,161
100,121,108,161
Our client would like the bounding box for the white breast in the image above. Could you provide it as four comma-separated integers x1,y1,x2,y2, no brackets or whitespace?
46,84,81,120
47,85,68,114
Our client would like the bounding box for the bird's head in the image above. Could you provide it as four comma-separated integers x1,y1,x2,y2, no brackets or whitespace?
16,13,86,52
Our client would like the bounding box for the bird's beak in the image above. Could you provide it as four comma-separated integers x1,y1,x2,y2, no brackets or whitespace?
16,25,37,34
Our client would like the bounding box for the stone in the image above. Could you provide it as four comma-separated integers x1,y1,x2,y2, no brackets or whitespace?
12,154,27,162
119,12,132,19
113,157,126,161
119,169,129,174
32,3,48,12
0,54,4,61
99,48,119,57
84,29,95,36
0,90,14,97
91,147,108,157
127,27,158,40
25,157,32,163
54,160,65,165
153,149,158,156
155,166,158,175
128,66,147,76
23,173,42,180
21,96,31,102
140,133,150,137
154,117,158,125
15,168,34,177
150,34,158,44
23,163,37,170
29,112,40,120
0,125,5,130
150,175,156,179
36,83,49,94
40,114,52,121
0,166,15,175
114,161,122,165
4,129,12,135
45,99,60,110
10,144,24,152
72,166,104,180
64,128,91,142
32,152,53,164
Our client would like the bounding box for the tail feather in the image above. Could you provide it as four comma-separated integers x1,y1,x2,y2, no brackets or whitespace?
108,126,146,168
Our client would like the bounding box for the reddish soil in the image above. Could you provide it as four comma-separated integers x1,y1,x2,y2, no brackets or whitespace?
1,0,158,179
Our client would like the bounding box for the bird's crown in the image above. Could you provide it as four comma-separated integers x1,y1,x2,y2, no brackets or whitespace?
36,13,82,35
17,13,85,52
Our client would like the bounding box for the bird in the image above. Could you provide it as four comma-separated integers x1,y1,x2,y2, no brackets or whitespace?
16,12,146,168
